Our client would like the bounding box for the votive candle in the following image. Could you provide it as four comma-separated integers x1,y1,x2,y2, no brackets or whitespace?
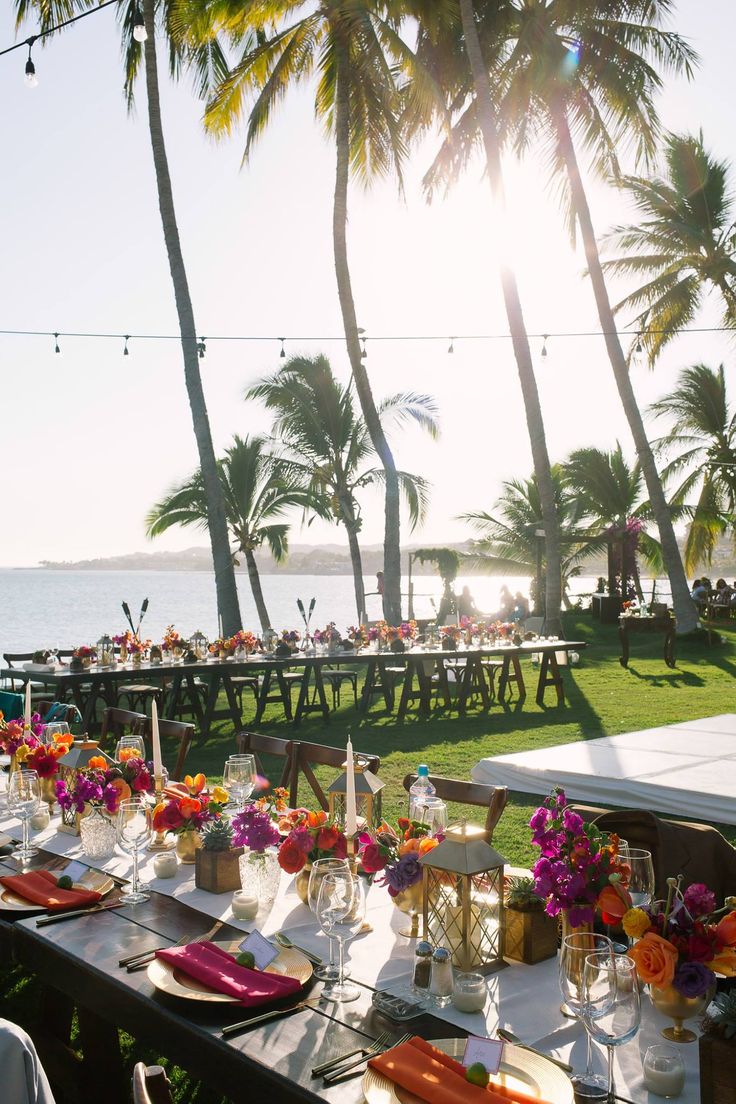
232,891,259,920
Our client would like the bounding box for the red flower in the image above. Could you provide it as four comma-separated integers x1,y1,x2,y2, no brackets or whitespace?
333,833,348,859
278,838,307,874
688,933,717,964
316,826,339,852
360,843,387,874
597,882,631,924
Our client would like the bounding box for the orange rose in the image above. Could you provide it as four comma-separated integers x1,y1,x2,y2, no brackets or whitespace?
598,882,632,923
398,838,420,856
53,732,74,748
307,810,327,828
118,747,140,762
418,836,439,855
716,911,736,947
110,777,132,804
88,755,107,770
180,796,202,818
628,932,679,988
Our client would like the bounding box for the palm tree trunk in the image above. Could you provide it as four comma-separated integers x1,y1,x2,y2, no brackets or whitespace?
142,0,242,636
552,110,698,633
331,42,402,626
346,524,367,621
459,0,563,635
244,548,271,633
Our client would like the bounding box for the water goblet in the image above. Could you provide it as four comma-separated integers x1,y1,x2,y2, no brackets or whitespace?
581,951,641,1104
42,722,70,746
308,857,352,982
559,932,613,1098
317,872,366,1003
117,797,151,903
624,848,656,911
8,770,41,864
115,734,146,762
223,755,256,810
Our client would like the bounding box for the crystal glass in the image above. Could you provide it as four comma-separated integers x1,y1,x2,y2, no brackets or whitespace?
8,769,41,863
80,806,117,860
115,734,146,762
308,858,352,982
42,722,70,745
581,952,641,1103
625,848,655,910
642,1044,686,1097
414,796,447,837
116,797,151,903
223,755,255,810
559,932,613,1098
317,872,365,1003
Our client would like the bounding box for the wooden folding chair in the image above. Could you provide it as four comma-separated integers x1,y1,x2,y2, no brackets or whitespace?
132,1063,173,1104
402,773,509,842
236,730,293,789
288,740,380,811
98,707,148,753
154,717,196,782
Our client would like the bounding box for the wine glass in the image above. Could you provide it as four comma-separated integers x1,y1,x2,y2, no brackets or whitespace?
8,770,41,864
414,797,448,838
625,848,655,910
116,797,151,903
115,734,146,762
308,858,352,982
559,932,613,1098
317,872,366,1003
581,952,641,1104
42,722,70,746
223,755,256,810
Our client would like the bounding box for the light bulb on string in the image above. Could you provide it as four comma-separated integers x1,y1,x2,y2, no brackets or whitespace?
53,332,61,355
132,8,147,42
541,334,549,358
360,337,367,358
123,335,130,357
448,338,454,354
279,338,286,359
197,337,207,359
24,41,38,88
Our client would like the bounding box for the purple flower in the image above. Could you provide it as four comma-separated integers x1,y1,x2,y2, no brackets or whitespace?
562,809,584,836
567,904,596,928
683,883,716,919
383,853,422,895
232,807,280,852
290,825,314,855
672,961,716,999
529,807,549,834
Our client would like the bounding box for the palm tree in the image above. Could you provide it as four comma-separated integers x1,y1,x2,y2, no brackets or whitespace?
603,132,736,363
649,364,736,572
421,0,700,632
191,0,432,626
16,0,243,635
461,466,593,610
245,354,438,620
146,434,315,631
413,0,564,633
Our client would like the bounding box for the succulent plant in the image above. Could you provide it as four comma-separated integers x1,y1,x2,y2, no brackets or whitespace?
506,875,545,912
202,818,234,852
702,990,736,1039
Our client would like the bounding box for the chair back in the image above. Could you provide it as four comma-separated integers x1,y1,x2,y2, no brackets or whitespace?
132,1063,173,1104
2,653,33,691
99,707,148,753
37,701,82,726
149,716,196,782
402,773,508,842
236,731,294,788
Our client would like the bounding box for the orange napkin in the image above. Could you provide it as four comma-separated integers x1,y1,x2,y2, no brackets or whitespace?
369,1037,550,1104
0,869,102,911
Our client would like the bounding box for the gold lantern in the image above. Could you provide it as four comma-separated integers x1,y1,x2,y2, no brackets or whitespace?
190,630,208,661
327,758,385,829
58,739,114,834
420,821,507,975
97,634,115,668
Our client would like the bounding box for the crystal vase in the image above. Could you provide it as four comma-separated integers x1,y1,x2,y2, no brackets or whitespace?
239,846,281,914
79,806,117,860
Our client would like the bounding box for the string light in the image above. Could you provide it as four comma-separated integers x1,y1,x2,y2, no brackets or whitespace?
448,338,454,354
360,336,367,358
132,7,147,42
123,335,130,356
1,1,119,64
635,334,643,354
541,334,549,358
279,337,286,358
24,40,37,88
53,332,60,355
197,336,206,359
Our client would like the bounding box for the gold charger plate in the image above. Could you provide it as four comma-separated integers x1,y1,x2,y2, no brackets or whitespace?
362,1039,573,1103
147,939,313,1003
0,869,115,912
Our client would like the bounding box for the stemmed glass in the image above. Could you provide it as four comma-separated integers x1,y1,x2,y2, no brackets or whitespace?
625,849,655,910
8,770,41,864
308,858,352,982
223,755,256,810
116,797,151,903
581,952,641,1104
559,932,613,1098
115,734,146,761
42,722,70,746
317,872,366,1003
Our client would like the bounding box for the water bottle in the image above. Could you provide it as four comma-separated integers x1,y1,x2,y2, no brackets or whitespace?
409,765,436,820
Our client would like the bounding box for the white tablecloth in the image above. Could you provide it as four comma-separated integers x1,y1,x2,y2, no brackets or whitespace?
0,808,702,1102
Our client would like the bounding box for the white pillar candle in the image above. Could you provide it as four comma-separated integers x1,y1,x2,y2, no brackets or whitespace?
151,699,163,781
24,682,31,731
345,736,357,837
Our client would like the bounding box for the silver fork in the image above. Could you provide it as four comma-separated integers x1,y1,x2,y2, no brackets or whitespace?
322,1032,411,1083
311,1031,389,1078
126,920,224,971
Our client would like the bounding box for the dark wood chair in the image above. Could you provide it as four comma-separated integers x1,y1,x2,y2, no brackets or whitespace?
37,700,82,726
322,665,359,708
402,773,509,842
151,717,196,782
2,652,48,699
133,1063,173,1104
236,731,293,787
98,707,148,753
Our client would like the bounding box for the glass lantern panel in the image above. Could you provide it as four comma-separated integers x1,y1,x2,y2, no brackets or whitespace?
425,868,503,973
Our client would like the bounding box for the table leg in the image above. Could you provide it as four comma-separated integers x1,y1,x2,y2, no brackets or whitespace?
254,669,272,724
497,655,511,702
470,654,491,710
415,659,432,716
221,671,243,730
275,669,294,722
77,1004,127,1104
536,651,564,707
201,671,223,734
359,659,377,712
164,670,183,717
619,624,629,667
397,660,418,719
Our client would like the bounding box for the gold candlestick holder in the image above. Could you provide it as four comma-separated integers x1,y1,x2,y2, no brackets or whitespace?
147,775,175,852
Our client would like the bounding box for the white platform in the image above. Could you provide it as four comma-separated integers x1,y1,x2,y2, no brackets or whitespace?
472,714,736,824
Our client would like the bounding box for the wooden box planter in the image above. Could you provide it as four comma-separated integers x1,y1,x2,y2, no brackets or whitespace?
699,1034,736,1104
194,848,244,894
503,906,558,965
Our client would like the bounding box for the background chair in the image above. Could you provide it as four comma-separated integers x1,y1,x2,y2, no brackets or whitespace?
402,773,509,842
152,717,196,782
236,731,380,809
133,1063,173,1104
98,707,148,753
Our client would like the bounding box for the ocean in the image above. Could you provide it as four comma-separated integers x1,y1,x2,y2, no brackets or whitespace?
0,569,669,657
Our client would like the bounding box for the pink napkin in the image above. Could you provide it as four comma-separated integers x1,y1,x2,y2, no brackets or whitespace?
155,940,302,1006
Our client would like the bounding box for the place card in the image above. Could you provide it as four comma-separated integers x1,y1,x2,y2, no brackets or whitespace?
61,860,87,883
462,1037,503,1074
238,930,279,971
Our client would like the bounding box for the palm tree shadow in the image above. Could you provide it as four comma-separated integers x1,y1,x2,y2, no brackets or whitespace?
554,674,606,738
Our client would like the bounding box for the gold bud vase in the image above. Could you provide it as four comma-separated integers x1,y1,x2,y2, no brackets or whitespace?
176,829,202,864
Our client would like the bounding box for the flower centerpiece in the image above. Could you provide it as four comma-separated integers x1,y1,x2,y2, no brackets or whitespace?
440,624,461,650
151,774,228,862
275,630,301,656
25,735,72,808
56,756,139,849
209,637,235,659
275,808,348,904
0,711,43,760
347,625,368,650
232,803,283,910
625,878,736,1042
126,637,150,666
230,629,259,657
73,644,96,669
359,817,440,934
161,625,184,661
529,788,631,934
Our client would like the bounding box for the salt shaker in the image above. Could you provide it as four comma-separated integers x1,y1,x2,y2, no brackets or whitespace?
429,946,453,1007
412,940,433,995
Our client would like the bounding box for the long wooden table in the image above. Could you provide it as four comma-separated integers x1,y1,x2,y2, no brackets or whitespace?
1,640,586,733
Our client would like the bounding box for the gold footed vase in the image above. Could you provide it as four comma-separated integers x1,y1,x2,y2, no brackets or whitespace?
649,983,716,1043
40,776,57,811
176,830,202,864
295,857,360,908
392,879,424,939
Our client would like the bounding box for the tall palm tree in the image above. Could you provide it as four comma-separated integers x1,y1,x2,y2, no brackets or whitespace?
420,0,700,632
16,0,243,634
246,354,438,620
191,0,432,626
146,435,315,631
603,132,736,363
649,364,736,572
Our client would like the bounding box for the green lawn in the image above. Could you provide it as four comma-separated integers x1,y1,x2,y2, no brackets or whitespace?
3,613,735,1102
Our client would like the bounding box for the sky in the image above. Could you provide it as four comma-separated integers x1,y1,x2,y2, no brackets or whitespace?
0,0,734,567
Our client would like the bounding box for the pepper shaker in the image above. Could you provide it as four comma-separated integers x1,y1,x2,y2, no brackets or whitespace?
412,940,433,995
429,946,453,1008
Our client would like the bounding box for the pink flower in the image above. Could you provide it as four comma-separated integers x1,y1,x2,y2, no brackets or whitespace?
361,843,387,874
